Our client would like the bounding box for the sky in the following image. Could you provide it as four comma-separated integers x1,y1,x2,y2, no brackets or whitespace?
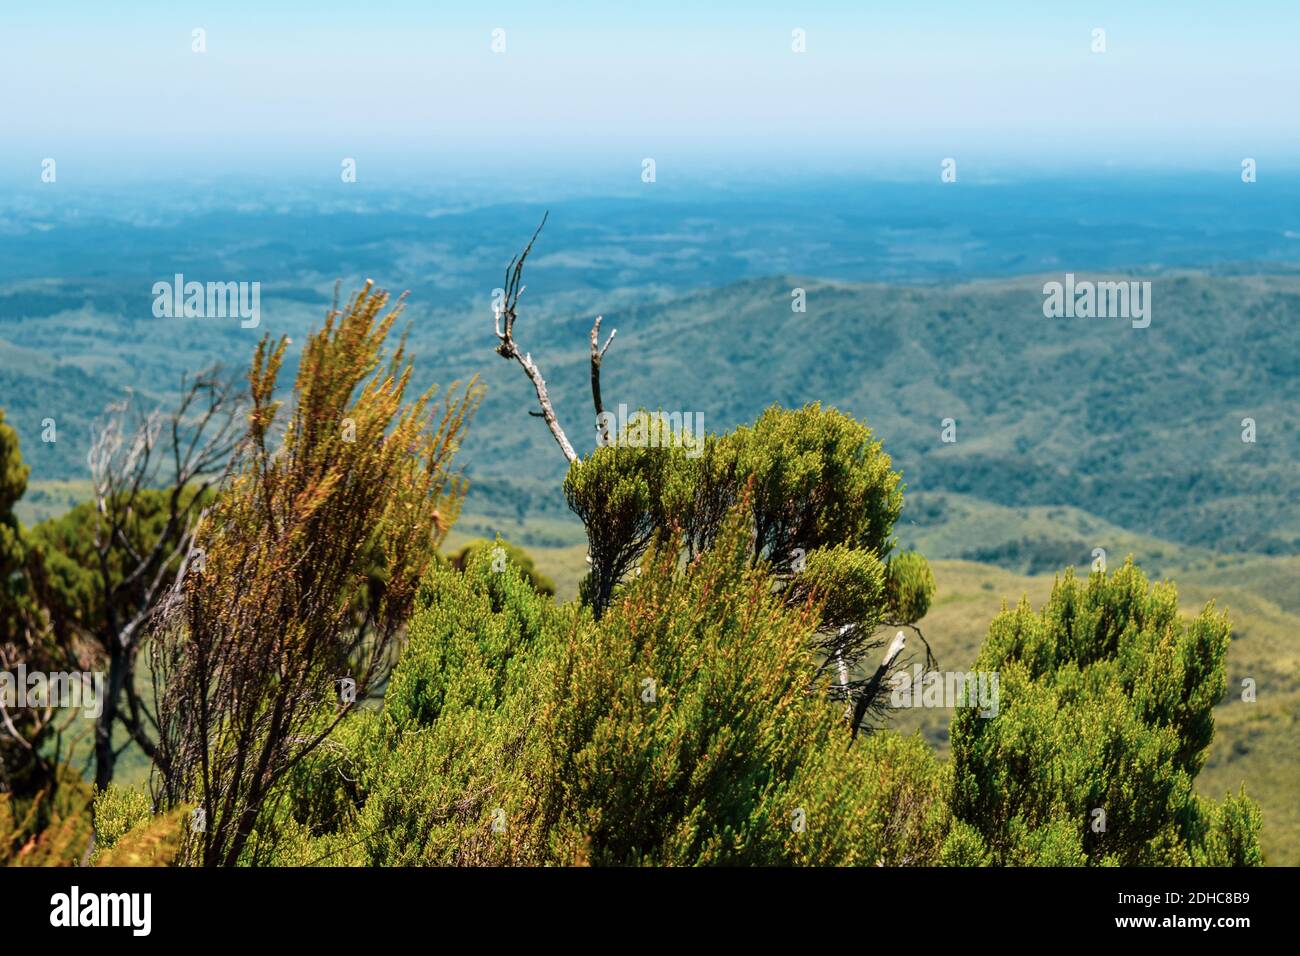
2,1,1298,187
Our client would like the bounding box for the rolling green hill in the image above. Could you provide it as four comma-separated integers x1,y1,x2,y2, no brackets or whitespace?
9,271,1300,558
447,271,1300,555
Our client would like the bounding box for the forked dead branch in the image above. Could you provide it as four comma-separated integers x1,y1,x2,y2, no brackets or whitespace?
494,212,616,465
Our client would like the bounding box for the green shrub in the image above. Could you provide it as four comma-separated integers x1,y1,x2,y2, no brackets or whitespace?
92,808,186,867
90,785,152,861
949,559,1261,865
447,537,556,597
565,402,905,623
349,500,947,866
884,550,935,625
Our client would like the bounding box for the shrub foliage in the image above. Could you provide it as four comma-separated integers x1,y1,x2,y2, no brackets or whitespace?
948,561,1260,865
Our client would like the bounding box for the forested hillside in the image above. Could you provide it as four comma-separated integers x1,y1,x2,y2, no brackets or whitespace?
453,271,1300,554
10,271,1300,557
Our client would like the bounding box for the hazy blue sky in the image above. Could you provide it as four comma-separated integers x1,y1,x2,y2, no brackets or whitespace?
3,1,1297,185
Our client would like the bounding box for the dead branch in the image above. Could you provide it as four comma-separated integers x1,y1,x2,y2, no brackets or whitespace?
589,314,617,426
494,213,579,464
76,368,245,790
850,629,908,741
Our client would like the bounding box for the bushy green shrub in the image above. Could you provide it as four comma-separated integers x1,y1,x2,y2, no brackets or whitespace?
884,550,935,625
565,402,905,623
226,520,1261,869
948,559,1261,865
276,708,385,840
446,537,556,597
260,427,1262,869
91,808,186,867
90,785,152,862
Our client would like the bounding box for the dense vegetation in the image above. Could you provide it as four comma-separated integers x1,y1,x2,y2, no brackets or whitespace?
232,532,1253,866
0,275,1264,866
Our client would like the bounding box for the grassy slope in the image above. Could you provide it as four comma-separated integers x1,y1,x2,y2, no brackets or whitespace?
13,478,93,527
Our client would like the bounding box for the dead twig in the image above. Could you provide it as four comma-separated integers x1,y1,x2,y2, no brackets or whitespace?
494,213,580,464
